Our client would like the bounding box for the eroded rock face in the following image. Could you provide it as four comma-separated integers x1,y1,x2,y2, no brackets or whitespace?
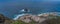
18,14,48,23
19,15,32,23
31,16,40,22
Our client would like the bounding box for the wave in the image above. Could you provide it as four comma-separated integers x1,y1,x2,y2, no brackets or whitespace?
13,14,25,20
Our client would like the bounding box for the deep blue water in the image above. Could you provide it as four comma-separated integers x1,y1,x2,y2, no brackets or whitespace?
0,0,60,19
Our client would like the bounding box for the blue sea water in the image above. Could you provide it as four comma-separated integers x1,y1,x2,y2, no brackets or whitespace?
0,0,60,19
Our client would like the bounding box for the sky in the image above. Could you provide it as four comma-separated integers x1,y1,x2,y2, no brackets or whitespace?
0,0,60,19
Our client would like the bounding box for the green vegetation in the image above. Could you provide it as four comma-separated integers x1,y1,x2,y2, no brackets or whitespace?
11,20,36,24
48,15,60,24
11,20,28,24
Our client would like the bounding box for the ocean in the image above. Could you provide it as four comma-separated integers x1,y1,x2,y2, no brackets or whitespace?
0,0,60,19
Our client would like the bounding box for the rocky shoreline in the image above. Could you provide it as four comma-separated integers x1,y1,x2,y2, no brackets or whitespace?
0,12,60,24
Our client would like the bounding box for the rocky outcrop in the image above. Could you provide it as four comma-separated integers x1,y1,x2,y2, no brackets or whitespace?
17,14,48,23
0,14,13,24
13,13,59,24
